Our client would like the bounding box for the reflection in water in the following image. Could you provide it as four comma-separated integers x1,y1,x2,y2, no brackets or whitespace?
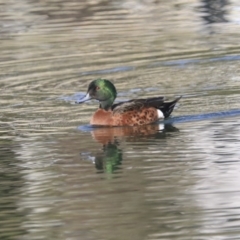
90,123,178,144
88,124,179,173
95,143,122,173
201,0,229,24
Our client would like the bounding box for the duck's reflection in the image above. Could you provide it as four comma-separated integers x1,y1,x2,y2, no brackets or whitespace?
91,123,178,144
94,142,122,173
86,123,179,173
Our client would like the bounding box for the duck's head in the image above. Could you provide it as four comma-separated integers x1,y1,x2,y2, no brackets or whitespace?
76,79,117,110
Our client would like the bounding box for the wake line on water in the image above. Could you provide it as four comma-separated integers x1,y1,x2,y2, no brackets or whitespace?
164,109,240,124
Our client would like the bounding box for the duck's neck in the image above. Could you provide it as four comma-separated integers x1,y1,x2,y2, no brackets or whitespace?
100,97,114,111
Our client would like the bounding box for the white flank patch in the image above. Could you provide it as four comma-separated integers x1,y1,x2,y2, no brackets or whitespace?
157,109,164,119
158,123,165,131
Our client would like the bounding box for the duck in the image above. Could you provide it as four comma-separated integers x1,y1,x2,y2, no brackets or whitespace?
76,79,181,126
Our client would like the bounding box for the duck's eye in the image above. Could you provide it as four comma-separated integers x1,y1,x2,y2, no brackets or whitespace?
96,86,100,91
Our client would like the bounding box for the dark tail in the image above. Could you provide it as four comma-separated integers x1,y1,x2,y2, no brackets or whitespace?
160,96,182,118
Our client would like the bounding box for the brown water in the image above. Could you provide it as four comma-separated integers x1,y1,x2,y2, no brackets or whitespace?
1,0,240,239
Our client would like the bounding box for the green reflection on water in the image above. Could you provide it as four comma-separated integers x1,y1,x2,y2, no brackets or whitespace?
95,143,122,174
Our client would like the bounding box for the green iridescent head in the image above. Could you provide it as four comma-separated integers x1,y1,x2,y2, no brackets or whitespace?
77,79,117,110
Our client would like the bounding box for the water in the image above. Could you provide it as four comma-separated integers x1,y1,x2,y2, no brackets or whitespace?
1,0,240,239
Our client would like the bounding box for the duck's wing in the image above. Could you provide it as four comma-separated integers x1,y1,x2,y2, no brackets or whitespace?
112,96,182,118
112,97,165,114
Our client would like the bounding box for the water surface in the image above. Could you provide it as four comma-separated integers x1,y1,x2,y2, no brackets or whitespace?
1,0,240,239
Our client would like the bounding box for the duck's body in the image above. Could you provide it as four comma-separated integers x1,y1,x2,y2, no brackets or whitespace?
90,106,159,126
77,79,181,127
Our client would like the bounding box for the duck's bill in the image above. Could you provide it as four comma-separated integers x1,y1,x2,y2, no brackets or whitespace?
76,93,91,104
